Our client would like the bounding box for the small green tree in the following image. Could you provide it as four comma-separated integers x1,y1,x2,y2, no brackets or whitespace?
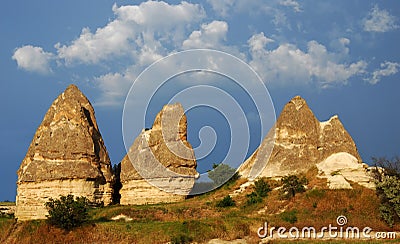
216,195,236,208
246,192,262,205
208,163,237,187
45,194,89,230
254,178,271,197
372,157,400,227
246,178,271,205
112,163,122,204
281,174,308,199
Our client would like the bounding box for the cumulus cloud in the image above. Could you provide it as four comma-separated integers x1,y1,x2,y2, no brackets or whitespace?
53,1,206,106
206,0,243,17
94,71,134,106
13,1,397,107
368,61,400,85
12,45,53,74
182,21,228,49
56,1,205,65
248,33,367,87
363,5,398,32
279,0,302,12
248,32,274,52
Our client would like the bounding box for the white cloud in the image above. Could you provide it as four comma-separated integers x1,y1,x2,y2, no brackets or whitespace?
182,21,228,49
248,33,367,87
94,72,134,106
113,1,204,29
248,32,274,52
14,1,396,107
207,0,300,20
12,45,53,74
363,5,398,32
52,1,206,106
56,1,205,65
369,61,400,84
207,0,280,19
279,0,302,12
206,0,235,17
207,0,296,31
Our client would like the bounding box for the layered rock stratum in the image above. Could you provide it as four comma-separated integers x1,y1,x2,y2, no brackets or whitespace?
239,96,374,189
120,103,198,205
15,85,114,220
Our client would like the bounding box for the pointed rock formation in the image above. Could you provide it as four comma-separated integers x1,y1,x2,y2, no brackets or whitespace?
120,103,198,205
16,85,114,220
239,96,373,189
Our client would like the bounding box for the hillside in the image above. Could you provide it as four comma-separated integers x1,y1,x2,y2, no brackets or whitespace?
1,169,399,243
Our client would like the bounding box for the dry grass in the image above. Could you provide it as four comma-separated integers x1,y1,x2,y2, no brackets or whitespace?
1,172,399,243
0,202,15,206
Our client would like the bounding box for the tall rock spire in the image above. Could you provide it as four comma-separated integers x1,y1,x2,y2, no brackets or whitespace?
16,84,114,220
120,103,198,205
239,96,372,189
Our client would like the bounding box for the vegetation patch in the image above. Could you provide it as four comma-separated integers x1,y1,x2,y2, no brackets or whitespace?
216,195,236,208
281,174,308,199
45,194,89,231
280,209,298,224
372,157,400,227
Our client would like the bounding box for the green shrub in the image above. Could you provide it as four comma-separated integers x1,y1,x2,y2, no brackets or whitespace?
171,233,193,244
372,157,400,227
208,163,237,187
254,178,271,197
375,176,400,227
281,174,308,199
379,203,395,227
45,194,89,230
280,210,298,224
246,192,262,205
244,178,271,206
216,195,236,208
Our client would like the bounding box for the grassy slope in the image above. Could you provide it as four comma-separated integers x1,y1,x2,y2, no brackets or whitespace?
1,170,399,243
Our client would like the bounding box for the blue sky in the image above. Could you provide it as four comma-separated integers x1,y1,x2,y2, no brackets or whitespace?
1,0,399,200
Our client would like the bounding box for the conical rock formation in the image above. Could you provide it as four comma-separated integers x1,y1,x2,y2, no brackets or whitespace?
16,85,113,220
120,103,198,205
239,96,374,189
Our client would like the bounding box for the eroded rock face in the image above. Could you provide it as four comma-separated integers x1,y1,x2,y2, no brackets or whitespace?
240,96,373,189
120,103,198,205
316,152,375,189
16,84,113,220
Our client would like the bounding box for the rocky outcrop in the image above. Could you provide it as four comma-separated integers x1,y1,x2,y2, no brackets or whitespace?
120,103,198,205
15,85,114,220
239,96,373,189
0,205,15,216
316,152,375,189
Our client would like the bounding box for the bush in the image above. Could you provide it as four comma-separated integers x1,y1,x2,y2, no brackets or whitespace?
208,163,237,187
246,192,262,205
281,174,308,199
245,178,271,206
254,178,271,197
45,194,89,231
280,210,298,224
372,157,400,227
216,195,236,208
171,233,193,244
